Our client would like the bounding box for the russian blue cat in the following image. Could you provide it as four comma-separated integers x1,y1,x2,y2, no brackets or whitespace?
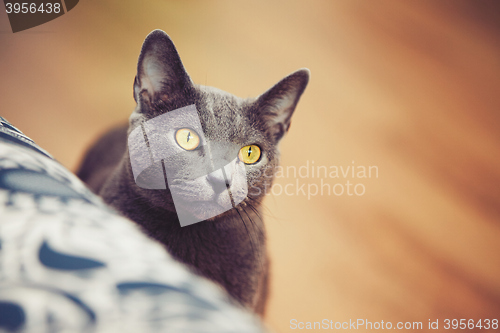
77,30,309,315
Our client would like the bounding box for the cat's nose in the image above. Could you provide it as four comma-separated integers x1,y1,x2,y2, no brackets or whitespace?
206,170,231,194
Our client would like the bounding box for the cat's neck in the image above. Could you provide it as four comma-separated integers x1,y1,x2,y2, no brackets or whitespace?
100,156,267,308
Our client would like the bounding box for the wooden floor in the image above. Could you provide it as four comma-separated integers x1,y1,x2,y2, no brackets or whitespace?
1,1,499,331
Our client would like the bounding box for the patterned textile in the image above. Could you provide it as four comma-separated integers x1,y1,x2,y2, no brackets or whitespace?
0,116,267,333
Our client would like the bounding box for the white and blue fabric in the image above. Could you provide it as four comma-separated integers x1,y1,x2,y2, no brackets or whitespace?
0,116,268,333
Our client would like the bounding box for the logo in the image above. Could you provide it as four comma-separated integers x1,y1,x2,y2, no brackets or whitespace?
128,105,248,227
3,0,79,33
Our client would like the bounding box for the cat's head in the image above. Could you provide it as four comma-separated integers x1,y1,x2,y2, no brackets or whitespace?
127,30,309,226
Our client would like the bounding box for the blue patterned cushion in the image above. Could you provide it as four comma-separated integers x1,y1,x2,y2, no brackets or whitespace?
0,117,268,333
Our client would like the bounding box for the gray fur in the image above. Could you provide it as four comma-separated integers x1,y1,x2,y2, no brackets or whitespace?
77,30,309,315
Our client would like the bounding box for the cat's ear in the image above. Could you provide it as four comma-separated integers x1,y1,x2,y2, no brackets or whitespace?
255,69,310,143
133,30,193,111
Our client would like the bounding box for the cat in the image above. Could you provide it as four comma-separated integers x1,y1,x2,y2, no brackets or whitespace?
77,29,309,315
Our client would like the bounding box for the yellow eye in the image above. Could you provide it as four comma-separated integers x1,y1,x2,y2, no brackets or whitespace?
238,145,261,165
175,128,200,151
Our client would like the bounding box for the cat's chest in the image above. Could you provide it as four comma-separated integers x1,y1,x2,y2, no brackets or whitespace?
148,216,267,307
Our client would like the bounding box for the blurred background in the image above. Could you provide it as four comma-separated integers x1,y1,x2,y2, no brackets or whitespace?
1,1,500,331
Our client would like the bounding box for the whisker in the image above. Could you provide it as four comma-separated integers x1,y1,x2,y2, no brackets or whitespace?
234,207,256,264
247,195,275,220
245,201,263,224
239,205,265,272
241,205,256,231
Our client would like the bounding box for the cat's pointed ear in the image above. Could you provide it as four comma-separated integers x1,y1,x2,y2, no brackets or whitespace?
133,30,193,110
255,68,310,143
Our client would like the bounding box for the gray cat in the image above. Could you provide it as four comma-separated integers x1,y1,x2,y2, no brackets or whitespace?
77,30,309,315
